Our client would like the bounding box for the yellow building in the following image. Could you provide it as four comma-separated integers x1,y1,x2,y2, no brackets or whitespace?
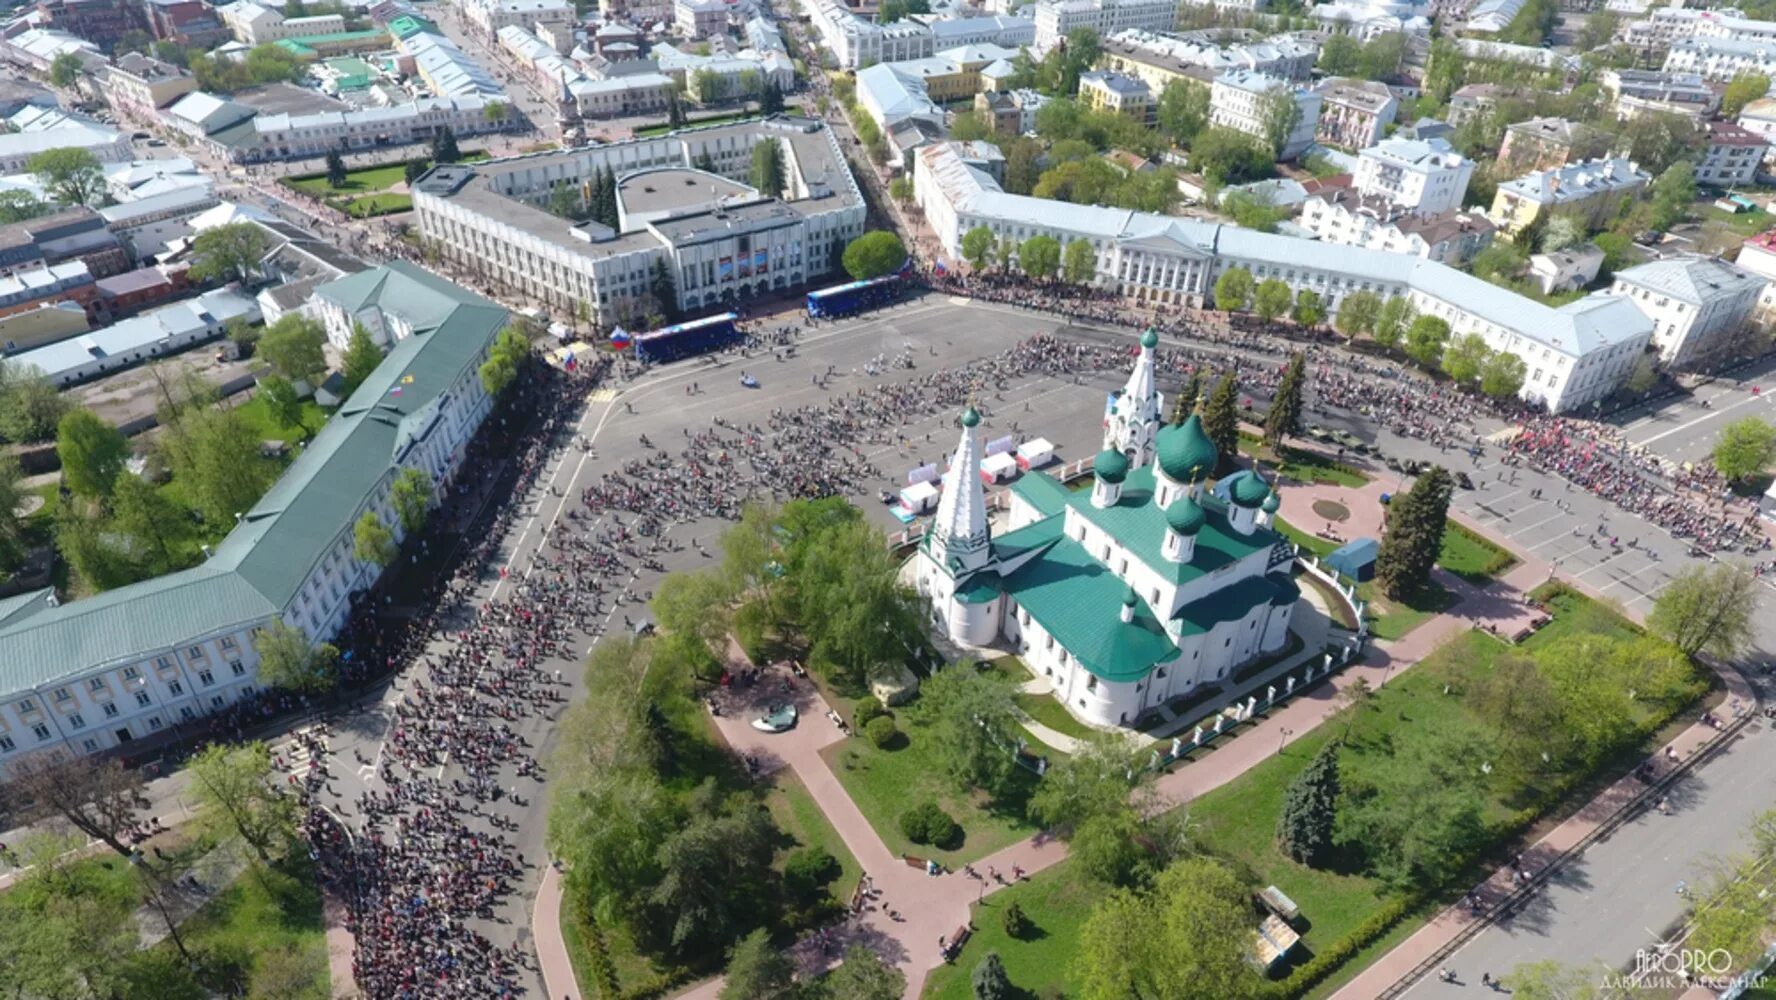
1489,157,1649,239
1079,69,1153,122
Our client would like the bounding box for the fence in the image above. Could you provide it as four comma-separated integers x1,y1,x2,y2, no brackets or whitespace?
1294,549,1368,637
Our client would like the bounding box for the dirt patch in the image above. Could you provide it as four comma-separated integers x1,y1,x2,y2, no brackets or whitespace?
1311,498,1351,523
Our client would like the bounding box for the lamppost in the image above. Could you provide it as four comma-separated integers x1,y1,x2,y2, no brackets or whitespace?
1278,726,1294,753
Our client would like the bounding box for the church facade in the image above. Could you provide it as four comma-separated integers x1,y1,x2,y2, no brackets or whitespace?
914,330,1301,728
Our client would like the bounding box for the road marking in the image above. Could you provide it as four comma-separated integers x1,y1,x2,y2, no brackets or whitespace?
1636,391,1767,447
585,388,617,402
1507,510,1571,540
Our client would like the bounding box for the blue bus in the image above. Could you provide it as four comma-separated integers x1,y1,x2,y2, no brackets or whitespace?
806,273,906,319
632,312,741,364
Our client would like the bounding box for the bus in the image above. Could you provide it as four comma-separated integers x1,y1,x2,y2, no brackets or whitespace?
806,273,906,319
631,311,741,364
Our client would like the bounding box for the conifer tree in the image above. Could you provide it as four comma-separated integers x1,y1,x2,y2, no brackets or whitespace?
1277,739,1341,866
1375,465,1454,600
1263,352,1307,449
1173,370,1202,424
1200,372,1241,473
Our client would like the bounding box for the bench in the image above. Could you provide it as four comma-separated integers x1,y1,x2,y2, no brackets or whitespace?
1257,885,1300,922
942,923,973,963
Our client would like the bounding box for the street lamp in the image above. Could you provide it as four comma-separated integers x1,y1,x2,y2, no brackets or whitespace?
1278,726,1294,753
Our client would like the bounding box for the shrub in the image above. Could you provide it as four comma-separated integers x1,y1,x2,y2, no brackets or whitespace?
852,695,888,727
784,846,840,904
899,801,960,848
1269,894,1417,998
865,715,897,749
1001,900,1031,940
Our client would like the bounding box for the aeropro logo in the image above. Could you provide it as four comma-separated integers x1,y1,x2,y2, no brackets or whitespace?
1602,948,1748,991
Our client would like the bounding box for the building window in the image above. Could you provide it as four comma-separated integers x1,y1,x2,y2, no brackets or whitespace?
135,691,152,707
123,666,139,680
220,636,237,651
198,670,214,687
16,698,35,714
103,703,119,718
32,724,50,741
230,661,245,677
187,646,205,660
53,688,71,703
82,738,98,753
0,736,13,752
68,713,84,729
89,677,106,692
168,681,184,696
209,696,225,710
150,715,165,730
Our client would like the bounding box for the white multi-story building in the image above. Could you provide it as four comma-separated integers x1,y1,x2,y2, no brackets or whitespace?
1314,78,1397,150
652,43,796,101
1734,229,1776,329
675,0,729,38
218,2,346,43
0,264,504,779
1662,36,1776,83
1209,70,1320,161
246,96,505,162
412,116,866,327
1698,121,1767,188
914,140,1653,413
98,53,199,122
460,0,577,36
1600,68,1719,120
1610,255,1763,369
1298,186,1495,265
1310,0,1432,38
1352,136,1473,217
1032,0,1182,56
1100,29,1318,87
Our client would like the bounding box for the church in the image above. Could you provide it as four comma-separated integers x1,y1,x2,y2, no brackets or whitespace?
914,330,1302,729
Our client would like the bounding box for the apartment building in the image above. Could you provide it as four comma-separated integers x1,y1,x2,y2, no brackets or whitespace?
1698,121,1767,187
1662,37,1776,83
1733,228,1776,329
1611,254,1763,369
675,0,729,38
1352,136,1473,217
1497,117,1613,175
1490,157,1649,238
1032,0,1182,55
98,52,198,121
1313,78,1397,150
1208,70,1321,161
1298,185,1496,265
1079,69,1154,121
219,1,346,44
1600,68,1719,120
1099,29,1317,89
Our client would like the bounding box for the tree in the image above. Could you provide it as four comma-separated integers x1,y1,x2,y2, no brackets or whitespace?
1441,332,1491,387
972,952,1010,1000
189,221,270,285
480,326,529,396
1625,353,1658,394
187,741,298,863
1338,723,1491,891
750,139,785,196
1647,159,1698,230
1503,960,1604,1000
253,617,341,692
340,322,383,397
1724,73,1772,117
1157,80,1211,146
1335,289,1381,342
1029,733,1137,831
27,147,104,207
109,472,183,574
431,125,461,164
668,91,686,128
1404,315,1450,369
1277,739,1341,866
1078,857,1263,1000
1375,465,1453,600
1004,138,1041,194
961,225,995,270
1621,113,1702,176
1264,353,1306,449
390,466,435,536
1200,372,1240,473
650,257,680,323
258,374,305,437
158,403,270,529
923,664,1021,796
820,945,905,1000
1648,562,1759,660
7,751,143,860
1712,416,1776,481
0,360,69,443
645,803,777,954
1259,88,1304,159
720,928,795,1000
1291,288,1325,327
888,176,913,202
760,81,784,114
1479,351,1527,399
1018,235,1061,281
47,51,83,88
55,408,128,498
1063,238,1096,284
1253,278,1292,324
1318,33,1361,75
354,510,396,566
1373,296,1413,349
325,150,347,188
258,313,328,383
0,189,50,224
0,455,24,565
483,99,508,123
842,231,907,280
1213,267,1253,311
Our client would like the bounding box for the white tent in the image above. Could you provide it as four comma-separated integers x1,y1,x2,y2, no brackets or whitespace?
901,480,940,514
1016,438,1054,469
981,452,1019,483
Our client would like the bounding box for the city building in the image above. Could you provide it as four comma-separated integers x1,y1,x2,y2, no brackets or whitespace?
651,43,796,102
1733,228,1776,329
1697,121,1767,188
219,1,346,44
1078,69,1154,121
913,140,1654,413
30,0,147,53
1313,78,1397,150
1736,96,1776,164
0,121,133,173
1309,0,1432,39
1497,117,1613,175
0,265,505,778
398,30,506,100
1351,136,1473,217
1600,68,1719,120
10,287,259,387
461,0,577,36
1465,0,1527,33
141,0,230,48
1208,70,1320,161
411,116,866,327
1297,185,1495,265
1610,254,1763,369
98,52,199,122
1032,0,1183,56
1446,83,1527,125
973,87,1048,134
1528,244,1605,295
1453,38,1580,74
674,0,730,38
854,44,1020,132
914,359,1300,729
1662,37,1776,83
1099,29,1317,88
0,261,96,326
1489,157,1649,239
0,29,101,74
0,207,130,279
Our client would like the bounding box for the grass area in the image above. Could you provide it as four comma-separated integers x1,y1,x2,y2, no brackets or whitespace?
1244,434,1371,488
1356,578,1455,641
173,854,329,999
1014,691,1099,745
1700,203,1774,237
823,696,1040,866
559,901,678,1000
1274,516,1339,559
764,768,864,910
340,193,412,217
921,863,1108,1000
285,162,411,195
635,112,760,137
232,393,328,444
1438,522,1517,583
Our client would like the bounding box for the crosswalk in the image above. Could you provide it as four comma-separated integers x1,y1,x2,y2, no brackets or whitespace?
586,388,618,403
268,724,329,774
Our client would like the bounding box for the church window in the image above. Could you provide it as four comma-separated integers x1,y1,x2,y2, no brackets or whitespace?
1157,668,1167,678
1086,675,1097,692
1151,588,1160,604
1118,559,1128,575
1224,638,1232,647
1045,635,1055,651
1101,545,1111,561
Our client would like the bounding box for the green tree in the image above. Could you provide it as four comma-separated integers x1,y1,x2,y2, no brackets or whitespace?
719,928,795,1000
54,408,128,498
1277,739,1341,866
1063,238,1096,284
480,326,529,396
1712,415,1776,481
1373,295,1413,350
819,944,906,1000
1375,465,1453,600
1647,159,1697,230
1018,235,1062,281
961,225,996,270
1337,723,1491,891
794,516,925,687
1404,315,1451,369
842,231,907,280
750,139,785,196
353,510,396,566
325,150,347,188
1625,353,1658,394
187,741,298,863
1621,114,1702,176
243,43,304,84
1029,733,1137,830
668,90,686,128
645,802,778,954
1259,88,1303,159
1291,288,1325,327
0,455,24,565
189,221,270,285
110,473,184,575
27,147,105,207
340,322,383,397
1253,278,1292,324
1441,332,1491,386
548,182,581,219
923,664,1021,796
158,404,272,529
1078,857,1264,1000
1213,267,1253,311
650,257,680,322
1479,351,1527,399
1335,289,1381,342
0,189,50,224
252,617,341,692
888,176,913,202
431,125,461,164
1263,352,1306,449
1157,80,1211,145
1648,561,1759,660
972,952,1010,1000
1725,73,1773,117
1318,33,1361,75
47,51,83,88
390,466,435,536
0,360,69,443
258,374,306,437
1502,960,1605,1000
258,313,328,383
1200,372,1241,473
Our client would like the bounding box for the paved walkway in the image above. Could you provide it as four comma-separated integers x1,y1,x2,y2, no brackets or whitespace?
323,891,362,1000
533,865,575,1000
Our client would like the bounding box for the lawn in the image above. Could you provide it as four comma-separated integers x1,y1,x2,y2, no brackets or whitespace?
341,193,413,217
1356,578,1456,641
1699,203,1773,237
920,863,1108,1000
1274,516,1339,559
173,854,329,999
1014,691,1098,745
1438,522,1517,583
822,698,1040,866
285,162,411,195
635,112,760,137
764,768,864,910
232,393,328,444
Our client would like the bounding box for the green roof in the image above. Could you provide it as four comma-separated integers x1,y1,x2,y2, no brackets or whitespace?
1165,493,1206,535
991,514,1064,563
1174,574,1298,637
1072,466,1281,587
1231,472,1270,508
1157,415,1216,485
1093,448,1129,484
274,39,318,57
955,572,1002,604
1001,534,1179,683
387,14,438,39
0,263,508,699
1008,471,1073,520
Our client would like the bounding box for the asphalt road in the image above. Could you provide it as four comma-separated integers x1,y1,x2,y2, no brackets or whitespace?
1610,354,1776,473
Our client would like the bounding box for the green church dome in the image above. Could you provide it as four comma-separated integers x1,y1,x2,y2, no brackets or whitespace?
1156,414,1217,484
960,406,980,428
1231,473,1271,508
1262,491,1281,513
1165,494,1207,536
1093,449,1130,484
1140,328,1158,349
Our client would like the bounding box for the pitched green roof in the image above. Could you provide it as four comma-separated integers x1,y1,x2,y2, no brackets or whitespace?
1008,470,1073,520
991,514,1064,563
955,572,1002,604
1072,466,1281,587
1174,574,1298,637
1001,534,1179,683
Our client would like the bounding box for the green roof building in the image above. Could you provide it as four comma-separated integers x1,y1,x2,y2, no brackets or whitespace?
0,263,509,778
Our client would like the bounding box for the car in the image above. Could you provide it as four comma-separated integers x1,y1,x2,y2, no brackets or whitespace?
1455,471,1475,489
750,703,797,733
132,131,151,140
146,139,166,147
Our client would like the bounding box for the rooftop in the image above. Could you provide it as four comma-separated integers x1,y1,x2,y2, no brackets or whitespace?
616,167,755,215
1614,254,1763,303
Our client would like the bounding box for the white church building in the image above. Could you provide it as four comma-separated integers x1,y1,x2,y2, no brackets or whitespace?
914,330,1302,728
